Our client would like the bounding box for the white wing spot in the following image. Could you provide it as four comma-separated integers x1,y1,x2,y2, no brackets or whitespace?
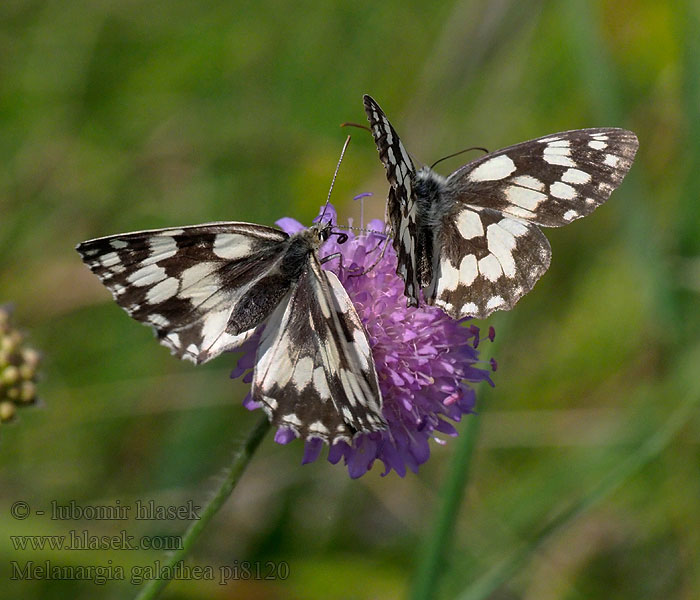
455,210,484,239
462,302,479,316
588,140,607,150
478,254,503,282
292,356,314,390
100,252,121,268
563,210,578,221
547,139,570,148
561,168,591,184
128,264,167,287
550,182,577,200
148,236,178,261
438,260,460,292
604,154,620,167
199,309,229,351
544,145,571,158
309,421,329,436
179,263,219,302
110,240,128,250
313,366,331,400
468,155,516,182
458,254,478,286
352,329,371,371
148,314,170,328
543,153,576,168
512,175,545,191
486,224,517,277
486,296,505,310
505,186,547,210
213,234,254,260
145,276,179,303
281,413,303,427
263,396,278,411
498,218,529,237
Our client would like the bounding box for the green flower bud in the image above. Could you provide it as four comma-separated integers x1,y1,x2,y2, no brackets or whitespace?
1,365,20,387
0,400,16,422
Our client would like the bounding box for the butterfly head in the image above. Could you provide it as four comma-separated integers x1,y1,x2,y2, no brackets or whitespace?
308,221,348,247
413,166,447,204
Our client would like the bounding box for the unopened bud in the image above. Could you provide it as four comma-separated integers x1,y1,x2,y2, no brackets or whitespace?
0,401,16,422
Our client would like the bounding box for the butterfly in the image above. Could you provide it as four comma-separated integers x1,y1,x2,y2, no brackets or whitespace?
363,94,639,320
76,213,386,445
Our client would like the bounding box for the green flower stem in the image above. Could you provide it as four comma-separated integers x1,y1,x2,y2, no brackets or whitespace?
134,415,271,600
410,411,482,600
411,317,505,600
457,383,700,600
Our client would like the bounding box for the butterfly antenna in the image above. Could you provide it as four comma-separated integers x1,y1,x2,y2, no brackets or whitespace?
320,135,352,224
340,122,371,132
430,146,489,170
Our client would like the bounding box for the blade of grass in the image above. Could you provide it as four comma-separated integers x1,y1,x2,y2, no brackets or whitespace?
134,414,270,600
456,343,700,600
410,408,482,600
411,314,507,600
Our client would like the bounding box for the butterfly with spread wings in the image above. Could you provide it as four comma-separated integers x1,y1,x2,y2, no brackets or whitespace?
363,94,639,320
77,207,386,446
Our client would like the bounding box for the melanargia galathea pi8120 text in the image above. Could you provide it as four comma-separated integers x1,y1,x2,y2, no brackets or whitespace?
363,94,639,320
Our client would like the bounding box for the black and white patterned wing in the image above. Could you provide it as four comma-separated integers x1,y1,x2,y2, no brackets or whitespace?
252,254,386,444
425,207,551,319
426,128,638,319
77,223,290,364
363,94,422,305
446,128,639,227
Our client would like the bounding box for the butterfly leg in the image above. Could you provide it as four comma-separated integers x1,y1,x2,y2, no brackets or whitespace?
320,251,347,275
347,234,391,278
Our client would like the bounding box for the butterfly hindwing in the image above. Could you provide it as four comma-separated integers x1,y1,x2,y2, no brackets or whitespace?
252,252,385,444
77,222,292,364
425,207,551,319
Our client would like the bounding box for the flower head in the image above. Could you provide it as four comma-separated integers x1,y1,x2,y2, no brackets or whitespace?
233,204,494,478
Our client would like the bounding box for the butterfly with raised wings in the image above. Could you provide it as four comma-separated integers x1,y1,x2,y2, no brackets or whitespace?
363,94,639,320
76,180,386,446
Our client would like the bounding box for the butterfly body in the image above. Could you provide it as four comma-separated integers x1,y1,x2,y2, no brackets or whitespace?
364,94,638,320
77,218,386,444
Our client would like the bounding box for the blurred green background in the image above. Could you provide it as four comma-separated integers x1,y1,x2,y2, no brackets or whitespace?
1,0,699,598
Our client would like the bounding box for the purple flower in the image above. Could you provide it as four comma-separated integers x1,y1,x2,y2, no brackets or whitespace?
233,204,494,478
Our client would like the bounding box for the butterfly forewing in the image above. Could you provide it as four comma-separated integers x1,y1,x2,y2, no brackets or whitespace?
252,253,385,444
363,94,422,305
77,222,291,364
446,128,639,227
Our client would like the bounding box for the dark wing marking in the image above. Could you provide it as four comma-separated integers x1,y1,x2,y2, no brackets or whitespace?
446,128,639,227
77,222,290,364
363,94,422,305
425,207,551,319
252,254,385,445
